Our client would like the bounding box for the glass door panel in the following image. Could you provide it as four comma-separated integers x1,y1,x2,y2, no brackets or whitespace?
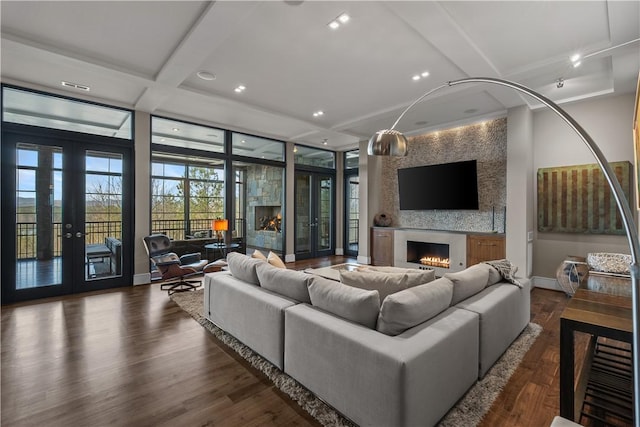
318,177,332,251
85,151,123,280
295,173,312,257
345,174,359,256
15,143,63,290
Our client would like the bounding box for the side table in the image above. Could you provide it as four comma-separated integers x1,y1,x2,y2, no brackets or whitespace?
559,275,633,423
204,242,240,261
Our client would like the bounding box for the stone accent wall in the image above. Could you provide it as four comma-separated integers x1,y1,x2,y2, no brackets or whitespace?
380,117,507,232
246,164,284,252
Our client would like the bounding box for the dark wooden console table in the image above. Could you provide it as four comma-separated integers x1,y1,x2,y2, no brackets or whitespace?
559,274,633,424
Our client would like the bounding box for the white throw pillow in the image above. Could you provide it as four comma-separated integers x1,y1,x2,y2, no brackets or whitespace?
226,252,264,285
256,262,311,303
252,249,267,260
445,264,491,305
376,277,454,336
340,270,409,301
308,276,381,329
267,251,287,269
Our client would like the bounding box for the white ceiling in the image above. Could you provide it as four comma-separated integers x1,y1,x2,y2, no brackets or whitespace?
1,1,639,151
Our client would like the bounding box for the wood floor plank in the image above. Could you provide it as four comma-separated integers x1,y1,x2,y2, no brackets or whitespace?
2,256,589,426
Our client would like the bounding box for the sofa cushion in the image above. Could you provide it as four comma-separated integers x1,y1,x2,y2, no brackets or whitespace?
267,251,286,269
227,252,264,285
362,266,436,288
445,264,491,305
256,262,311,303
252,249,267,260
376,277,454,336
340,270,409,301
308,276,380,329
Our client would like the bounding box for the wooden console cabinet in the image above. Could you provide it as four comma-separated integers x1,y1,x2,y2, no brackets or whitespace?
371,227,394,266
466,234,506,266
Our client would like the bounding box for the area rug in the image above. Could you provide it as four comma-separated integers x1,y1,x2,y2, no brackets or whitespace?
171,289,542,427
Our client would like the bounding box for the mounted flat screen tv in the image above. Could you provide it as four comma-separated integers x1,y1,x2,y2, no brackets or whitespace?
398,160,479,210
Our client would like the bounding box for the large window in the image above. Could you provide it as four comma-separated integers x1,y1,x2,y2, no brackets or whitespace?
151,155,224,240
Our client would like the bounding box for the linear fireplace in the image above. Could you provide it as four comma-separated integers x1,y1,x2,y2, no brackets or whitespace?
394,229,467,276
407,241,450,268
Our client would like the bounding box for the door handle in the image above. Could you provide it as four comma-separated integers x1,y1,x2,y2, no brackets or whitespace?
75,232,85,238
64,232,73,239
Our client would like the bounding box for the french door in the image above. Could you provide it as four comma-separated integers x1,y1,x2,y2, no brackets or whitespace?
294,171,334,259
1,127,133,303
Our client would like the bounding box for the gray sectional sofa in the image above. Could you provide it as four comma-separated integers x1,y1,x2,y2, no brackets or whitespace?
203,253,530,427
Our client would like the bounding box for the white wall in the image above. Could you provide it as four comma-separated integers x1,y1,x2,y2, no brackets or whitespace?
506,106,534,277
133,111,151,285
532,93,636,278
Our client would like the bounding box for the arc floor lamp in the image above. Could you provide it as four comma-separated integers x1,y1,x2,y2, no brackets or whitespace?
368,77,640,425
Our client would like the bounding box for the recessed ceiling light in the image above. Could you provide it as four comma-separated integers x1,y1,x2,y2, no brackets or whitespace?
313,111,324,117
411,71,430,82
570,54,581,63
572,60,581,68
234,85,246,93
328,12,350,29
196,71,216,81
322,138,328,145
241,139,246,143
172,127,180,132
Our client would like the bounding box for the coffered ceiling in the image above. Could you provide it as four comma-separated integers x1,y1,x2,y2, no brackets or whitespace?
1,1,639,151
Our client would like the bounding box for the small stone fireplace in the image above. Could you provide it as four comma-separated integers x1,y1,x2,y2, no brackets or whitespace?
255,205,282,232
394,229,467,276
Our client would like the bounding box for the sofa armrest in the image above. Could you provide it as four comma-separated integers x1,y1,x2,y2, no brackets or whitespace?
284,304,479,427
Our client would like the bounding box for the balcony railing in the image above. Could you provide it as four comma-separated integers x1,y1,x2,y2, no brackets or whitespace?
15,218,245,260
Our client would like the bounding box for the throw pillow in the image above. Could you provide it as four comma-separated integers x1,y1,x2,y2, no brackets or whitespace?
483,259,523,288
339,270,409,302
308,276,381,329
226,252,264,285
362,266,436,288
376,277,454,336
445,264,491,305
256,262,311,303
252,249,267,260
267,251,287,269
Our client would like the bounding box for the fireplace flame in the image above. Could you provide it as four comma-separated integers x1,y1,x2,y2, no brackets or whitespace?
419,256,450,268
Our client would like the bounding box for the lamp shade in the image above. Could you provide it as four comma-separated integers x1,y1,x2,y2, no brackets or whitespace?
367,129,408,156
212,218,229,232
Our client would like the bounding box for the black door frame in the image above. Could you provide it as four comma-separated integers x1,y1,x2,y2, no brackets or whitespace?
1,123,134,303
294,169,335,260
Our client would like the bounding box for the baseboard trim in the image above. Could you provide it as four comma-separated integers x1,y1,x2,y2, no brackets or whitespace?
335,248,344,256
285,254,296,263
357,255,371,265
133,272,151,286
532,276,561,291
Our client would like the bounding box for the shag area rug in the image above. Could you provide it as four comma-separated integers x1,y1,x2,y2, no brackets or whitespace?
171,289,542,427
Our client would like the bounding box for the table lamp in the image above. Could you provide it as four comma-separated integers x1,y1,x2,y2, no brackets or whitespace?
212,218,229,245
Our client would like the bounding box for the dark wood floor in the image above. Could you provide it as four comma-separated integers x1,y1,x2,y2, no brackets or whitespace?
2,256,578,426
